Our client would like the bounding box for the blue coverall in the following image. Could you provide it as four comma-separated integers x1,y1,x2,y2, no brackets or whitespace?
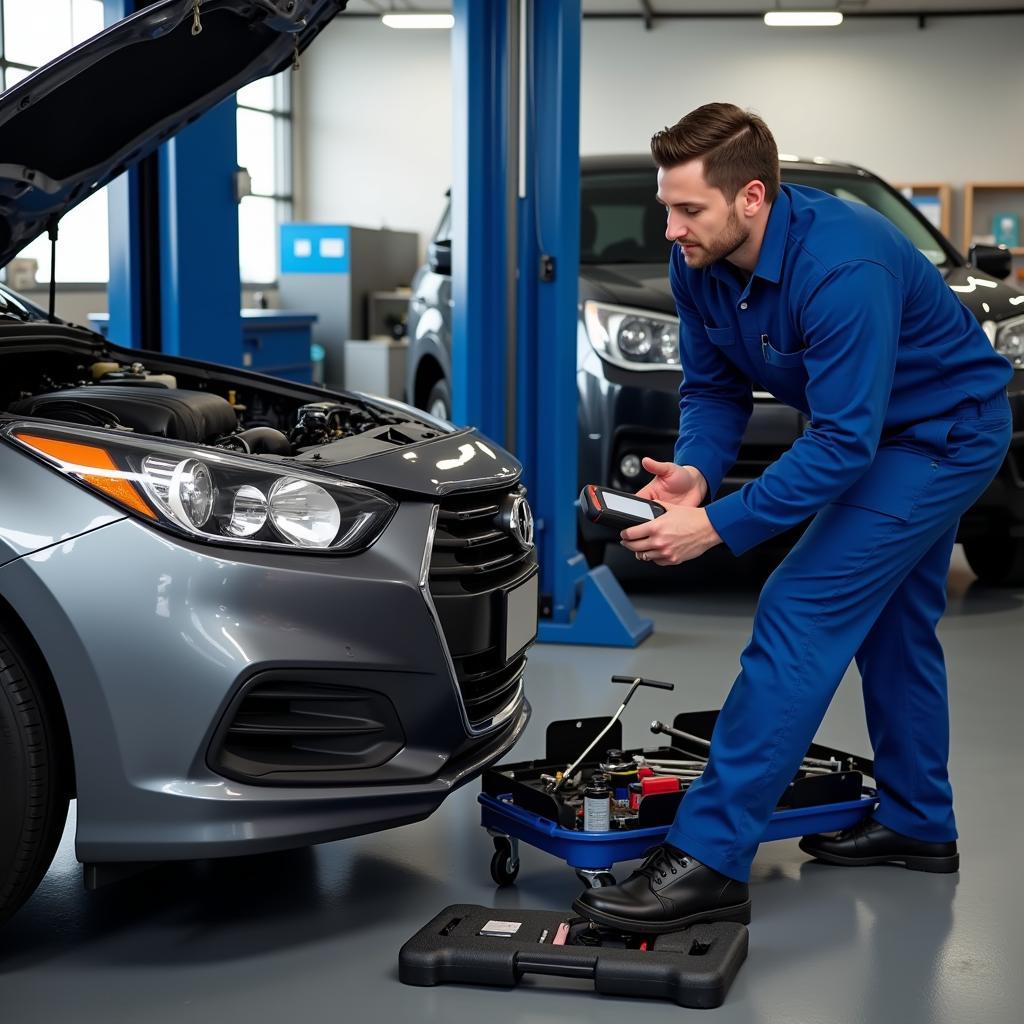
663,184,1013,882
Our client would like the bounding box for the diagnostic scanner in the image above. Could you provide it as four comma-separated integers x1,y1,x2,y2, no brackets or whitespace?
579,485,667,531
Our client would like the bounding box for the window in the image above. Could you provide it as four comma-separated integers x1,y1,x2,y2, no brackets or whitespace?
2,3,292,287
2,0,109,284
237,70,293,285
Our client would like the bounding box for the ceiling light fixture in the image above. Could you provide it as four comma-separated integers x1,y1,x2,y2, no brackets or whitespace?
763,11,844,27
381,13,454,29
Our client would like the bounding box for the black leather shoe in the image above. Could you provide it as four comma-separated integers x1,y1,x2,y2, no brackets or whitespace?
799,817,959,873
571,844,751,934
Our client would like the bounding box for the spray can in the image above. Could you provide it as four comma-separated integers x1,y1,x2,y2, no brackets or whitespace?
583,778,611,832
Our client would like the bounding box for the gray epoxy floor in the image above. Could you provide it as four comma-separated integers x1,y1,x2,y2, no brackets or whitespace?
2,545,1022,1023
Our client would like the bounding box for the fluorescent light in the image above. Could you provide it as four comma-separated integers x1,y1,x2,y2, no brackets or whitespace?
763,11,843,27
381,13,454,29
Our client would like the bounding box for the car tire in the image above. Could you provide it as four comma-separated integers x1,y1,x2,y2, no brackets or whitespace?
962,536,1024,587
0,627,70,926
426,379,451,422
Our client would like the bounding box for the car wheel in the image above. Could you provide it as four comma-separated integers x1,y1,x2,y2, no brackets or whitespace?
426,379,451,422
0,627,70,926
962,536,1024,587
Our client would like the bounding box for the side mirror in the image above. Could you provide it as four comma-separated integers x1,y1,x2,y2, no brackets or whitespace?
428,238,452,276
968,243,1012,281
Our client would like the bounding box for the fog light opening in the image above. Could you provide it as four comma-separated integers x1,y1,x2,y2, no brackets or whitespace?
620,454,642,479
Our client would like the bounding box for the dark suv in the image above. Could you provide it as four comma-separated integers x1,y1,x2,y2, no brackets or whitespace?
407,156,1024,584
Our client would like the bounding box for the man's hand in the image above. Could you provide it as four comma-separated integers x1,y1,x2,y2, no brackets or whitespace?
635,458,709,510
620,505,722,566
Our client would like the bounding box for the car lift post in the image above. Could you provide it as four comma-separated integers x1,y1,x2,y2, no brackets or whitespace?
451,0,652,646
104,0,242,365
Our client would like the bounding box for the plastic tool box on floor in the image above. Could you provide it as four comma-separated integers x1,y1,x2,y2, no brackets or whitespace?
399,905,748,1008
479,710,877,886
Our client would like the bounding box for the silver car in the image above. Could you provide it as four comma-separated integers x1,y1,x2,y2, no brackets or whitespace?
0,0,536,925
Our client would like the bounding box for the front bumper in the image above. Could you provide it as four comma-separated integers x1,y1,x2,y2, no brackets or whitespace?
0,493,533,863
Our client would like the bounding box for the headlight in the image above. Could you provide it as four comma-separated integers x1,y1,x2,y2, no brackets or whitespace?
990,314,1024,369
583,300,681,371
3,424,397,554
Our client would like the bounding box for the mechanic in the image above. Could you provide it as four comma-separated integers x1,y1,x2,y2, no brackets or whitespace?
574,102,1013,934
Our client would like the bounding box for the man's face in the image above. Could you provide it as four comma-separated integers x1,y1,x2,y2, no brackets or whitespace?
656,160,749,269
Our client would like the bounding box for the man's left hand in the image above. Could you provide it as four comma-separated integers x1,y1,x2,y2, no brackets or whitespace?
620,506,722,566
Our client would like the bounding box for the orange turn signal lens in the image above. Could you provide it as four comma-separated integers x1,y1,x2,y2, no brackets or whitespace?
14,432,157,520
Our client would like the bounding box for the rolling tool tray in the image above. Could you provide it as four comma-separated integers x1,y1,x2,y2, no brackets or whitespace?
399,904,748,1009
479,710,876,885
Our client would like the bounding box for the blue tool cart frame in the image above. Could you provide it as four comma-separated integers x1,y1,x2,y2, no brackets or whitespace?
479,710,877,888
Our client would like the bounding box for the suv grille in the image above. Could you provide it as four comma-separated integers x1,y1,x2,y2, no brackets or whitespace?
429,485,537,730
210,673,406,784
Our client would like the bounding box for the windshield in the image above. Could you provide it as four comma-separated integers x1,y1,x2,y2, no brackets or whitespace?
580,167,956,270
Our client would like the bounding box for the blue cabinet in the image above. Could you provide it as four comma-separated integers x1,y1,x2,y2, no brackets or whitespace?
240,310,317,384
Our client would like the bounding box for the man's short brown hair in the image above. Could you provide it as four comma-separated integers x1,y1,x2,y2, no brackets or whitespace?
651,102,780,203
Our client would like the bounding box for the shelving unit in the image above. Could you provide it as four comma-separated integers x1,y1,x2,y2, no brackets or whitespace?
962,181,1024,256
895,182,952,237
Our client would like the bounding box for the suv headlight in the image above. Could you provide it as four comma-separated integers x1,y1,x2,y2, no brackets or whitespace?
583,300,680,371
987,314,1024,369
4,424,397,554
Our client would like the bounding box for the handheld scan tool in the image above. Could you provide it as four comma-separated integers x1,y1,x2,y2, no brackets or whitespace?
579,485,667,531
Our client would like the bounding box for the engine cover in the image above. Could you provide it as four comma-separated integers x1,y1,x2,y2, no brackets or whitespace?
9,386,238,443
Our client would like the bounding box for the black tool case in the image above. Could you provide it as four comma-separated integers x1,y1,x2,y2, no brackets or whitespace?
399,904,748,1008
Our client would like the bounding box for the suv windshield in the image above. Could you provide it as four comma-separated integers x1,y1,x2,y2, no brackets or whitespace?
580,167,955,270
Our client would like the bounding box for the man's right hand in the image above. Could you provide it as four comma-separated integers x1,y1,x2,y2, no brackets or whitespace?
635,458,709,510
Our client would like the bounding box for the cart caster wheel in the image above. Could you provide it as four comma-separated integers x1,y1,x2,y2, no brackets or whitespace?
490,840,520,887
576,870,617,889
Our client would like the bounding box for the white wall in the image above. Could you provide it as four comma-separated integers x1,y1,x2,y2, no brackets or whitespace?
298,12,1024,263
296,19,452,259
579,14,1024,184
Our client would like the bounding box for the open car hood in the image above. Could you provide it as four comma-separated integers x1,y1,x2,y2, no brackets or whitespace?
0,0,346,268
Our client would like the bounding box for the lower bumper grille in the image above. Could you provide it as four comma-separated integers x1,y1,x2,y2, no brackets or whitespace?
210,672,406,784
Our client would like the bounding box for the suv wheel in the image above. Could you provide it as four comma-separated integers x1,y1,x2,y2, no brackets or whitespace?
0,627,70,925
962,536,1024,587
427,379,451,422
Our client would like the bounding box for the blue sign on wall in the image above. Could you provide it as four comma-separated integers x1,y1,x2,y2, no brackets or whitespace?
280,223,351,274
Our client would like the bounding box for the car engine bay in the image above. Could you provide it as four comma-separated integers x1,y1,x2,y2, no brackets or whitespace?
0,342,448,462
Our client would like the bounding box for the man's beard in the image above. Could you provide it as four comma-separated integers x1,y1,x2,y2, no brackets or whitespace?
679,206,749,269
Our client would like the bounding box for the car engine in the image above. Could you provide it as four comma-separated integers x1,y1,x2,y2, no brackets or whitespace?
2,353,444,460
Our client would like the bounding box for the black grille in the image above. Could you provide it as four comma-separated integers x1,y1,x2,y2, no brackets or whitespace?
429,485,537,730
210,674,406,784
430,486,535,593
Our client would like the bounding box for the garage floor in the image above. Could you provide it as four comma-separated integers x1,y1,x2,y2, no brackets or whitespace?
2,546,1021,1023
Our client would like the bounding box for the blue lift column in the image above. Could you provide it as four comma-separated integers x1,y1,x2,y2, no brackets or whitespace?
451,0,651,647
103,0,143,348
158,97,242,363
105,1,242,362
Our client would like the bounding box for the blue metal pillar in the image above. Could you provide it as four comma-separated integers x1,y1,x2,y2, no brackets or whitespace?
522,0,651,647
159,97,242,362
103,0,142,348
450,0,511,442
452,0,651,646
104,0,241,362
